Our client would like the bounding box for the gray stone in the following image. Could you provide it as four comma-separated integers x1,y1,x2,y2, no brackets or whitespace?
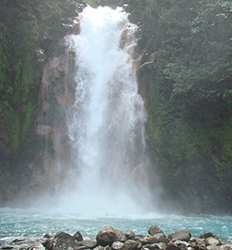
73,231,83,241
126,231,136,240
206,246,220,250
200,234,216,239
81,240,97,249
206,237,221,246
47,231,83,250
148,227,162,236
143,243,167,250
93,247,105,250
141,234,167,244
220,244,232,250
112,242,124,250
166,244,182,250
190,237,206,250
123,240,141,250
169,230,191,242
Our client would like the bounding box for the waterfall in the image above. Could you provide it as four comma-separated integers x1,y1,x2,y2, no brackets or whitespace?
64,6,152,217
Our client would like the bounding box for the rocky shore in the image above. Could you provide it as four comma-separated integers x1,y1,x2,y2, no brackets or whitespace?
1,226,231,250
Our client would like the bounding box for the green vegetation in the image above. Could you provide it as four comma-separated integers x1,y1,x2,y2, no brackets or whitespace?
128,0,232,212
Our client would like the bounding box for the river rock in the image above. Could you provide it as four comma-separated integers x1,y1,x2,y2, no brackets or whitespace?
141,233,167,244
169,230,191,242
96,226,126,246
135,236,145,242
199,234,216,239
124,240,142,250
126,231,136,240
190,237,206,250
81,240,97,249
143,242,167,250
166,244,182,250
93,247,105,250
43,234,52,239
220,244,232,250
207,246,221,250
156,242,167,250
42,238,53,250
148,226,162,236
73,231,84,241
46,231,83,250
112,241,124,250
27,242,46,250
206,237,221,246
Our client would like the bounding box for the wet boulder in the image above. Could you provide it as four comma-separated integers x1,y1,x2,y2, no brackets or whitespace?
220,244,232,250
112,241,125,250
205,237,221,246
126,231,136,240
190,237,206,250
200,234,216,239
123,240,142,250
169,230,191,242
206,246,221,250
43,231,85,250
166,244,182,250
73,231,84,241
141,233,167,245
81,240,97,249
143,242,167,250
148,226,163,236
96,226,126,246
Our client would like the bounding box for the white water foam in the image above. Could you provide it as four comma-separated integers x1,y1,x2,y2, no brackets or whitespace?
58,6,155,217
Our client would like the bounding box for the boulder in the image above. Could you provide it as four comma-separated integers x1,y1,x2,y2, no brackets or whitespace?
199,234,216,239
148,227,163,236
123,240,142,250
112,242,125,250
135,236,146,242
81,240,97,249
156,242,167,250
43,234,52,239
220,244,232,250
190,237,206,250
143,243,166,250
169,230,191,242
96,226,126,246
166,244,182,250
126,231,136,240
45,231,84,250
141,234,167,245
206,238,221,246
42,238,53,250
73,231,84,241
93,247,105,250
207,246,221,250
1,246,14,250
174,241,190,248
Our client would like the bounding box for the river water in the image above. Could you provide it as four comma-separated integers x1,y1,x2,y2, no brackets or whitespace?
0,209,231,241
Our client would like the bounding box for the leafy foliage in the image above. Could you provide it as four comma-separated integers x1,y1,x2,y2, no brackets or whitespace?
131,0,232,212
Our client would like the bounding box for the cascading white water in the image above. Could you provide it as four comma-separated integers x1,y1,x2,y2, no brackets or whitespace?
64,6,152,217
